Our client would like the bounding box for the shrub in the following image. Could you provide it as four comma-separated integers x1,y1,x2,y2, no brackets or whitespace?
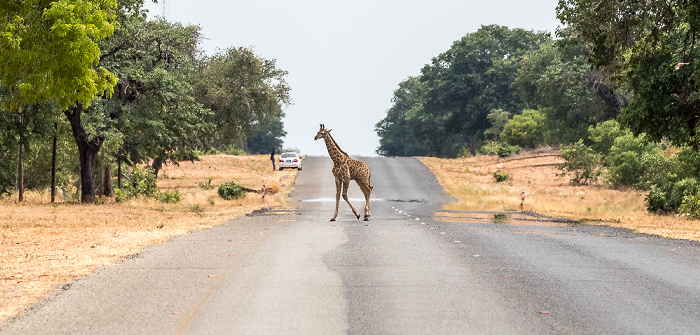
218,182,245,200
679,191,700,219
114,166,158,202
156,190,180,203
492,171,509,182
497,144,522,158
588,120,625,155
557,139,602,185
646,177,699,213
500,109,547,148
480,141,521,157
199,178,215,190
604,132,661,188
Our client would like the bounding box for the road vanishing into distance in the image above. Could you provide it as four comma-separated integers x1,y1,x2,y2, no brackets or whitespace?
3,156,700,334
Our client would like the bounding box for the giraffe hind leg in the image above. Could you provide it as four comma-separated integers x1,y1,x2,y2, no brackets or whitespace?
357,180,371,221
342,179,361,220
331,177,341,221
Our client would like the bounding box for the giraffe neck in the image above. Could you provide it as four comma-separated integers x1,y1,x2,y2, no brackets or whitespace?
323,134,348,164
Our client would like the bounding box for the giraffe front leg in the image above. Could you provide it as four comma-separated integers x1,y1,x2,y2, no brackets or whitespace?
331,177,341,221
342,179,360,220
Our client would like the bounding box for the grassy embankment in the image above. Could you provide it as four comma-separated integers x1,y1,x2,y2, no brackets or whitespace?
420,151,700,240
0,154,297,322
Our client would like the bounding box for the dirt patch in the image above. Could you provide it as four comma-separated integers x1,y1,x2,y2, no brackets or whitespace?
0,154,297,323
420,152,700,241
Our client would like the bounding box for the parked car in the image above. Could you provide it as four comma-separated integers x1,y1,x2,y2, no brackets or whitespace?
279,152,302,170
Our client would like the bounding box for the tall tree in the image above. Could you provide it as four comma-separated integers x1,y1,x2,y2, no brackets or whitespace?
194,47,291,152
0,0,118,201
420,25,551,156
557,0,700,147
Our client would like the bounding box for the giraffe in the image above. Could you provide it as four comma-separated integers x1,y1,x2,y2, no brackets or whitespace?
314,124,373,221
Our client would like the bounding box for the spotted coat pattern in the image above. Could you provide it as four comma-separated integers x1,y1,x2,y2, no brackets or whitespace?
314,125,373,221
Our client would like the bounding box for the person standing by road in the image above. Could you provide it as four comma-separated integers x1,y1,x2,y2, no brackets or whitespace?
270,147,276,171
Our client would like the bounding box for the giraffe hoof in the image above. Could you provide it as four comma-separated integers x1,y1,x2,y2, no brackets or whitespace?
356,214,361,220
330,218,336,222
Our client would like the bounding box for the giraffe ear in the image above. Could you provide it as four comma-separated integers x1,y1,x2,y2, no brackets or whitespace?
327,129,332,133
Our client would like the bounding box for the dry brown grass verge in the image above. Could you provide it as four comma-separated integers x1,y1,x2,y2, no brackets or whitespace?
420,152,700,241
0,154,297,323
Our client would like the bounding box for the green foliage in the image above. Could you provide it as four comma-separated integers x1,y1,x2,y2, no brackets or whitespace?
482,141,523,158
500,109,547,148
199,178,215,190
218,182,245,200
680,192,700,219
114,166,158,202
376,26,551,157
557,139,602,185
558,0,700,149
497,144,523,158
492,171,509,183
644,148,700,213
515,30,617,145
604,133,661,188
0,0,118,110
156,190,180,204
194,47,291,152
484,109,512,141
646,177,699,214
226,147,247,156
587,120,625,155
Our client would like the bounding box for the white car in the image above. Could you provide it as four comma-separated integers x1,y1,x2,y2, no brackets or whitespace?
279,152,302,170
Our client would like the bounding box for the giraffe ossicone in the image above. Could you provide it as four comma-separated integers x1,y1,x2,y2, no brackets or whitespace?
314,124,373,221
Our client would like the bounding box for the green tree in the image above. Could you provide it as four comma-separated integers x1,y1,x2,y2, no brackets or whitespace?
587,119,625,155
500,109,547,148
557,0,700,148
246,114,287,154
0,0,118,201
558,139,602,185
514,30,620,144
420,25,551,156
194,47,291,152
375,76,441,156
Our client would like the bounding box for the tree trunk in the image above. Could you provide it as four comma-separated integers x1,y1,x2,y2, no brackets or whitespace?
117,158,122,189
99,146,105,196
103,160,112,197
17,111,24,203
51,122,58,203
65,103,104,203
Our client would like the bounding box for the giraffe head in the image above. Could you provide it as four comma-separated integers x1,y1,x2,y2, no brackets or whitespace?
314,124,331,140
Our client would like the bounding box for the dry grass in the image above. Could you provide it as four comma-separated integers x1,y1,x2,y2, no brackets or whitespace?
0,154,297,323
420,152,700,241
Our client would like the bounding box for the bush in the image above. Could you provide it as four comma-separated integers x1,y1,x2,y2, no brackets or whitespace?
497,144,522,158
588,120,625,155
480,141,522,157
646,177,699,213
679,191,700,219
492,171,509,182
114,166,159,202
557,139,602,185
500,109,547,148
218,182,245,200
156,190,180,203
604,132,661,188
199,178,215,190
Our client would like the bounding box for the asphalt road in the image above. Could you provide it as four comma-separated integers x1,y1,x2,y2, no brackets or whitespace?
3,156,700,334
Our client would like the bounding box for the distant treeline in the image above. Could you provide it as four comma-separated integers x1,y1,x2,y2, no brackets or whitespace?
376,1,700,217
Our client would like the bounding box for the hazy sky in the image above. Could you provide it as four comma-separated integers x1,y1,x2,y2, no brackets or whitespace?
144,0,562,156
